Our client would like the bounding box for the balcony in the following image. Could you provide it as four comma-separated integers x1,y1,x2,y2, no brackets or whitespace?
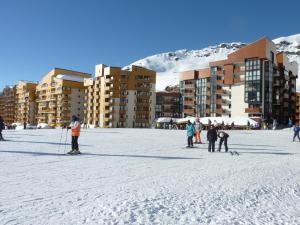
234,78,244,83
136,86,151,91
216,80,223,85
163,100,175,104
222,99,230,105
245,107,262,114
184,84,195,89
61,90,71,95
216,108,225,114
105,78,113,83
184,92,194,97
273,80,281,86
184,100,194,105
184,108,194,115
216,89,230,95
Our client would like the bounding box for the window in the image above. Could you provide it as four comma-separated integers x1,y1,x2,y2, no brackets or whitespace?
245,58,262,103
270,51,274,63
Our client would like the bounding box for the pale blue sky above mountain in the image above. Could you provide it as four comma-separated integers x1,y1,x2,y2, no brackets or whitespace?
0,0,299,89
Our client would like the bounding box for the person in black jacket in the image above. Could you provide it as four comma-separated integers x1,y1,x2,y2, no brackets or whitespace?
0,116,5,141
217,130,229,152
207,125,218,152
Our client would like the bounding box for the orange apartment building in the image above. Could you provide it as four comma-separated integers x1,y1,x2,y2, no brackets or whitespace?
180,37,298,125
15,81,38,125
0,86,17,125
84,64,156,128
36,68,91,127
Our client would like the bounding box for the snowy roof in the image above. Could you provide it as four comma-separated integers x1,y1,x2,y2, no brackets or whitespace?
155,117,178,123
176,116,258,126
55,74,84,83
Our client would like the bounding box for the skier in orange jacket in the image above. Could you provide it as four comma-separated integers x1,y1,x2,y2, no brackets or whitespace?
67,115,81,155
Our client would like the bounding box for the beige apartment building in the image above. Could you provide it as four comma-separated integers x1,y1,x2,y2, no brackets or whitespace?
180,37,298,125
36,68,91,127
84,64,156,128
15,81,38,125
0,86,17,125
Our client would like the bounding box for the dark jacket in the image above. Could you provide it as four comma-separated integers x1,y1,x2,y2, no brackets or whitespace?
0,118,5,130
218,131,229,139
207,128,218,142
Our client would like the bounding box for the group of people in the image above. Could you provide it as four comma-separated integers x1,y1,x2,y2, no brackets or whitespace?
186,118,229,152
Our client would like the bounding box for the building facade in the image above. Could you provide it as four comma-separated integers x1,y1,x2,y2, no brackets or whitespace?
15,81,38,125
0,86,17,125
84,64,156,128
155,91,181,118
36,68,91,127
180,37,298,124
296,92,300,125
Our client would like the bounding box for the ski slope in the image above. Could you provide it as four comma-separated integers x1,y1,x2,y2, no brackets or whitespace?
0,128,300,225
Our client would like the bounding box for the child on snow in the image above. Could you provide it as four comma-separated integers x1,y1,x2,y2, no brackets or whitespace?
67,115,81,154
186,120,196,148
217,130,229,152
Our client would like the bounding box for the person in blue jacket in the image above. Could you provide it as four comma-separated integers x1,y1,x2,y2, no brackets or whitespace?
186,120,196,148
293,124,300,142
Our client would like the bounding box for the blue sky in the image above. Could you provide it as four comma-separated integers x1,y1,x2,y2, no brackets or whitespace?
0,0,299,89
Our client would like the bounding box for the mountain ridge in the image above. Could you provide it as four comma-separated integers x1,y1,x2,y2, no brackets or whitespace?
125,34,300,91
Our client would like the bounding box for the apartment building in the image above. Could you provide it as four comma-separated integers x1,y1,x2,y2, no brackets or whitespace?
36,68,91,127
0,86,17,125
296,92,300,125
84,64,156,128
15,81,38,125
155,91,181,118
180,37,298,125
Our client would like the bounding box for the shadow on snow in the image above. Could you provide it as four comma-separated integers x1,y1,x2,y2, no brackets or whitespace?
0,150,202,160
3,140,92,147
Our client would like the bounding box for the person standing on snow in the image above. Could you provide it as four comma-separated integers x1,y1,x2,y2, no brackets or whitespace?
288,118,293,128
207,125,218,152
194,118,202,144
0,116,5,141
217,130,229,152
292,124,300,142
272,119,278,130
67,115,81,154
186,120,196,148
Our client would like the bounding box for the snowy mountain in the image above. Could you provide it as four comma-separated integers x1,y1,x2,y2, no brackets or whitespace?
125,34,300,91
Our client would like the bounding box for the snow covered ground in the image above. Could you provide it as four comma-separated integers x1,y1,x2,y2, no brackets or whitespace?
0,128,300,225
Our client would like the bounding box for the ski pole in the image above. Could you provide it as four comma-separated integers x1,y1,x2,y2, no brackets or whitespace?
64,128,68,154
58,127,64,152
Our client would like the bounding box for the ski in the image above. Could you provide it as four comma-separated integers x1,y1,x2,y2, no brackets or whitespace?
229,151,234,155
233,151,240,156
67,151,81,155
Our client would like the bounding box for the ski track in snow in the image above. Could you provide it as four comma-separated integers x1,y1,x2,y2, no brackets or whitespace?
0,129,300,225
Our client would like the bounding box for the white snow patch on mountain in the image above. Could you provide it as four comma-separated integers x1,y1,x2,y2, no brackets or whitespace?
126,34,300,91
